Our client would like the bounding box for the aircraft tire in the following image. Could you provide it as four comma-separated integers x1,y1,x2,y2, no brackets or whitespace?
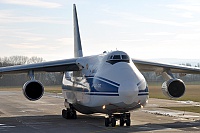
66,109,71,119
62,109,67,119
72,110,77,119
105,118,109,127
111,117,116,127
120,118,124,126
126,118,131,126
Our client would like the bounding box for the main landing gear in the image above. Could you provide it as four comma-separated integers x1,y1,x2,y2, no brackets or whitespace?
105,112,131,127
62,104,77,119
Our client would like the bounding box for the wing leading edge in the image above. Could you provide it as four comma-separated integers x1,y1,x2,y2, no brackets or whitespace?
132,59,200,74
0,58,81,75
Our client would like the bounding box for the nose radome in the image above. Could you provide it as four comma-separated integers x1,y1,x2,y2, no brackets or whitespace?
118,80,138,104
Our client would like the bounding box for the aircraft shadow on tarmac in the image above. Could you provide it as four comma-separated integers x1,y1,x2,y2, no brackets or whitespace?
0,115,200,132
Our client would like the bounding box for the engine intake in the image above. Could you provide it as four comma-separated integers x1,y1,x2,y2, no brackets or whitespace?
23,80,44,101
162,79,185,99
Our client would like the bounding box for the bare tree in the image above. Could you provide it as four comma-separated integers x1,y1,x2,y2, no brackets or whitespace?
27,56,45,64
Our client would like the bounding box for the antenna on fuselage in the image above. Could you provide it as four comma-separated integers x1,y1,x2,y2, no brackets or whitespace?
73,4,83,57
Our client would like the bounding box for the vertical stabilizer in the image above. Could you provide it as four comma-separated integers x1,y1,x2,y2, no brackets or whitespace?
73,4,83,57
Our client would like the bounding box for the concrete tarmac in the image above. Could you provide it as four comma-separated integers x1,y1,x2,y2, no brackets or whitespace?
0,91,199,133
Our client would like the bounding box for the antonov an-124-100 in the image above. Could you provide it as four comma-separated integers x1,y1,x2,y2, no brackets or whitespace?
1,4,200,127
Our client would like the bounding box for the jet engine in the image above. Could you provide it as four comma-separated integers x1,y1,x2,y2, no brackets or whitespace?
22,80,44,101
162,79,185,99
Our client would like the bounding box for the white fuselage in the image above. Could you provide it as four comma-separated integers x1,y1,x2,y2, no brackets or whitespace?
62,51,149,114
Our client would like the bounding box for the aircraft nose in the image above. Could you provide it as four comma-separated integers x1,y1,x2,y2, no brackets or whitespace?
118,80,138,104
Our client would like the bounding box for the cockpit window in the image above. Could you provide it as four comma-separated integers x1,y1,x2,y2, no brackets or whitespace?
110,55,113,59
121,55,129,60
113,55,121,59
107,54,130,64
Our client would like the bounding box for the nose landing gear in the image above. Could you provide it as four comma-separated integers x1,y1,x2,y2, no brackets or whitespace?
105,112,131,127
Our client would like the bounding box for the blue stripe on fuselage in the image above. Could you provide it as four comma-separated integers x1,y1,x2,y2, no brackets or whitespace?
138,86,149,92
85,93,119,96
95,76,120,86
86,76,119,93
138,93,149,96
62,76,120,93
85,76,120,86
138,86,149,96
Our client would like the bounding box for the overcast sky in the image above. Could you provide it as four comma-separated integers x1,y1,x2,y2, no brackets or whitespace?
1,0,200,61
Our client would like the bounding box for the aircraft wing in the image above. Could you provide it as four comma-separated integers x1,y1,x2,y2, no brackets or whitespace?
132,59,200,74
0,58,81,75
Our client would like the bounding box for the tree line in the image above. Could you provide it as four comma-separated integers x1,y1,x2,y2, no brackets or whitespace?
0,56,62,86
0,56,200,87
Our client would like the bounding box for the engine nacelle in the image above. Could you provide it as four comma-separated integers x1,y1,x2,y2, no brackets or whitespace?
162,79,185,99
23,80,44,101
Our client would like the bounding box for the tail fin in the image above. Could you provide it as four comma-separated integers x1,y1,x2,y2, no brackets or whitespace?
73,4,83,57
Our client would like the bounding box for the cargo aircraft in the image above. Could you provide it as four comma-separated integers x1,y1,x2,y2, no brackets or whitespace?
1,4,200,127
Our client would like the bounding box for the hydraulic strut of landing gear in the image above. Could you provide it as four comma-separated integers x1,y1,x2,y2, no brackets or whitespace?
62,104,77,119
105,112,131,127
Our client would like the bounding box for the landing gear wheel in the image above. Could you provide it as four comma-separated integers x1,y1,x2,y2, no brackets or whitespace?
62,109,67,119
111,117,116,127
126,118,131,126
124,112,131,126
104,112,131,127
105,118,109,127
62,104,77,119
120,117,124,126
71,110,77,119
